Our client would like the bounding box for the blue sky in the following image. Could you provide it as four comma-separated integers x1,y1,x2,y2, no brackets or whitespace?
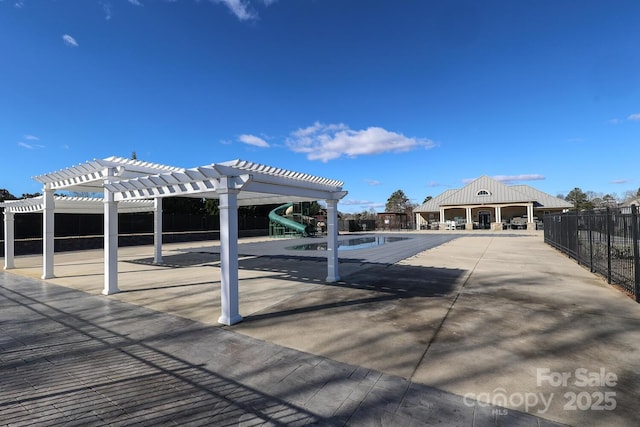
1,0,639,212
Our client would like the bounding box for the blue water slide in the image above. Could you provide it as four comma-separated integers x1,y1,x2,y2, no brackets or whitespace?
269,203,312,236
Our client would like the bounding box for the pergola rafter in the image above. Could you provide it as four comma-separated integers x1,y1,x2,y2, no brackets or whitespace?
33,156,183,191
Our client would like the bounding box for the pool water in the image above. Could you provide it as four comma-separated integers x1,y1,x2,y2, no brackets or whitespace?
286,236,410,251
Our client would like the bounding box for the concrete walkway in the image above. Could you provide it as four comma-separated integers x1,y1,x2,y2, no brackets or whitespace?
1,231,639,426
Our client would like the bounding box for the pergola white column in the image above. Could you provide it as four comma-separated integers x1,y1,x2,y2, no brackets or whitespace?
42,185,55,279
439,207,446,224
217,180,242,326
496,206,502,223
325,199,340,282
103,168,120,295
3,211,15,270
153,197,163,264
465,207,472,224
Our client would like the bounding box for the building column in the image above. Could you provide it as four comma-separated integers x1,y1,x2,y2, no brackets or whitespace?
465,207,472,224
218,182,242,325
439,207,446,227
496,206,502,223
42,186,55,279
527,202,536,230
153,197,163,264
415,213,421,230
103,168,120,295
3,211,15,270
527,203,534,223
326,199,340,282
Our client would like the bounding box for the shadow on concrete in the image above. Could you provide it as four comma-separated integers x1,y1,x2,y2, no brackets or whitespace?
119,280,217,293
236,255,463,321
0,274,563,426
0,280,335,425
126,252,222,268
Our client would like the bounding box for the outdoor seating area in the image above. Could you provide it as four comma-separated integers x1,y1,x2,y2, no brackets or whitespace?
444,220,465,230
503,217,526,230
419,217,544,231
502,217,540,230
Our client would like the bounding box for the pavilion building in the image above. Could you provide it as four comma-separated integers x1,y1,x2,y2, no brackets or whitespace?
414,176,573,231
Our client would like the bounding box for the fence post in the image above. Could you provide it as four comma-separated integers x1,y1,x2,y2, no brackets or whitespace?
576,212,581,265
606,207,612,285
588,212,594,273
631,205,640,302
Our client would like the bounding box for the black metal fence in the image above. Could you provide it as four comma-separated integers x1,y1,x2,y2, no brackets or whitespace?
544,207,640,302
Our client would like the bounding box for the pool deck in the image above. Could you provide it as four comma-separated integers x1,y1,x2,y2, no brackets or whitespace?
2,230,640,426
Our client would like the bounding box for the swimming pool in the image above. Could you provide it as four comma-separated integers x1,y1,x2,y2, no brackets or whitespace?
286,236,410,251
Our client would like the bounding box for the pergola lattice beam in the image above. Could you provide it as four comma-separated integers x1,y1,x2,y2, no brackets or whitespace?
107,170,253,202
105,160,345,204
33,157,183,191
0,196,155,214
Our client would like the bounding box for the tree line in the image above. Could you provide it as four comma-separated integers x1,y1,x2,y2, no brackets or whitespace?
560,187,640,211
341,186,640,221
4,185,640,218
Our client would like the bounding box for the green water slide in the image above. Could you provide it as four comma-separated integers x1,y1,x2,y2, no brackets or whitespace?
269,203,313,237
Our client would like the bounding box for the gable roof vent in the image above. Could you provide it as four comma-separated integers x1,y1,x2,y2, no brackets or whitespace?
476,189,491,196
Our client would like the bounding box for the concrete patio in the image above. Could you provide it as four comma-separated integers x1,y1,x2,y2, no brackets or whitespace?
1,230,639,426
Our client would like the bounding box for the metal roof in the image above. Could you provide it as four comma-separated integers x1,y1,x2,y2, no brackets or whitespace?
414,176,572,212
0,196,154,214
440,176,533,205
414,189,457,212
510,185,573,209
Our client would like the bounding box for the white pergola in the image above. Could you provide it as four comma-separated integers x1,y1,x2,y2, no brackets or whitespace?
1,157,347,325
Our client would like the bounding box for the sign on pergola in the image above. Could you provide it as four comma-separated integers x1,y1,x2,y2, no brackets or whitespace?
1,157,347,325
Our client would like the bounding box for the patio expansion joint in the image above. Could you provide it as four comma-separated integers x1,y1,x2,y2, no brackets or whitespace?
408,236,494,382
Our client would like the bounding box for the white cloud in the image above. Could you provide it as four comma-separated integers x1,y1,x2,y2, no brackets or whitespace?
608,118,622,125
462,174,546,184
18,141,44,149
341,199,373,206
286,122,435,162
426,181,440,187
340,199,384,210
101,1,112,20
128,0,143,6
610,179,629,184
628,113,640,121
365,179,381,186
238,134,269,148
23,134,39,141
494,174,545,184
210,0,256,21
62,34,79,47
